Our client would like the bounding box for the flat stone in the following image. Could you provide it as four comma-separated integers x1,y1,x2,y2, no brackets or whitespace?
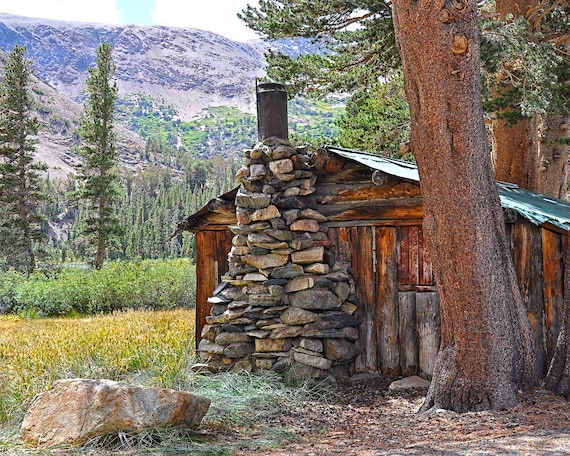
270,326,303,339
250,164,267,178
243,253,289,269
290,219,320,232
268,285,284,297
205,314,229,325
334,281,352,301
302,329,346,339
341,301,358,315
19,379,210,447
198,339,225,355
282,209,300,224
271,144,296,159
323,339,361,361
293,352,332,370
284,276,314,293
242,273,268,282
304,263,330,275
271,264,304,279
388,376,431,391
281,307,318,325
246,330,271,339
265,229,296,242
283,187,301,197
269,158,294,175
250,205,280,222
299,208,327,221
305,311,360,330
289,234,314,250
201,325,222,341
215,332,251,346
223,342,255,359
249,294,282,307
255,338,293,353
291,247,324,265
290,288,341,310
299,338,323,353
235,189,272,209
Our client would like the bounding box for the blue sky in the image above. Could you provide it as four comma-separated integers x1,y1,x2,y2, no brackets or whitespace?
0,0,259,42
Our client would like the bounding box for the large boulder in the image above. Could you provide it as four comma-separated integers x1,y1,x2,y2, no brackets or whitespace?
19,378,211,447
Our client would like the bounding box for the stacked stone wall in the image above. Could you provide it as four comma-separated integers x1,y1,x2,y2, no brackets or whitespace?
197,138,361,378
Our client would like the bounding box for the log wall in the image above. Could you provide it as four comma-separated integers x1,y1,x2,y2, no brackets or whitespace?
329,221,566,379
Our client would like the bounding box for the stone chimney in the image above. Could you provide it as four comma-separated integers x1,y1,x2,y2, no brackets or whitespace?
197,83,361,378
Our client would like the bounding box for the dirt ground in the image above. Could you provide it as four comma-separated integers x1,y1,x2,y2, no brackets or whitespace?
235,377,570,456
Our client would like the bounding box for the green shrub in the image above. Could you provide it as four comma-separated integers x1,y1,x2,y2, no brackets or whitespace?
2,259,196,316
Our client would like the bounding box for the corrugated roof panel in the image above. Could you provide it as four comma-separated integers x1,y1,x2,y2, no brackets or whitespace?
325,146,420,182
325,146,569,232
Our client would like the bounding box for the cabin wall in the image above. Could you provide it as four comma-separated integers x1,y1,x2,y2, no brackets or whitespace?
194,229,233,345
328,220,566,379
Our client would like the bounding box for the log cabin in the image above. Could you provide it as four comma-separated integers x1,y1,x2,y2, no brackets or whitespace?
178,144,569,379
175,82,569,379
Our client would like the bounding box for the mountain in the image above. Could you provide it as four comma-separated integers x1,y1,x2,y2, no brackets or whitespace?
0,13,266,120
0,13,342,179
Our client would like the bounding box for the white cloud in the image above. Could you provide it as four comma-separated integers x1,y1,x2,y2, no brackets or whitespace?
150,0,258,41
0,0,121,24
0,0,258,41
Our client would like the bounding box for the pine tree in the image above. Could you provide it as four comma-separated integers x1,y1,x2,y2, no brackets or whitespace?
74,43,123,270
0,45,46,272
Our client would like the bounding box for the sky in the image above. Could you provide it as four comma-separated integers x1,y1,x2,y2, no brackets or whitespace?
0,0,259,42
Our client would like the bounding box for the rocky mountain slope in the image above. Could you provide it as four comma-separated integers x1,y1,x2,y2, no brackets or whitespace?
0,13,266,120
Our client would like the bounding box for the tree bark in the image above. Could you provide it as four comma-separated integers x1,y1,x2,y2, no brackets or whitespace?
392,0,537,412
545,233,570,399
539,111,570,200
492,116,540,190
492,0,541,192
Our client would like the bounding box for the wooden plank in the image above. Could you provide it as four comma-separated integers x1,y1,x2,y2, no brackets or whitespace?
320,201,425,222
376,226,400,375
541,228,564,363
398,291,418,376
513,223,547,377
316,181,422,203
419,228,434,285
416,292,440,379
409,226,420,285
351,226,379,373
335,227,352,265
322,219,424,229
195,231,216,347
399,226,410,286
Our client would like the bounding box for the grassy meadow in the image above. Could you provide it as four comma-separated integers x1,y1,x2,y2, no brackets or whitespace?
0,261,329,455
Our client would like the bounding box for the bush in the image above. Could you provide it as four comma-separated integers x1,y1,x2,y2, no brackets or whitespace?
3,259,196,316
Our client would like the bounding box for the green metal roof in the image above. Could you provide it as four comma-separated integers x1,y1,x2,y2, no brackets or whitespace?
325,146,570,232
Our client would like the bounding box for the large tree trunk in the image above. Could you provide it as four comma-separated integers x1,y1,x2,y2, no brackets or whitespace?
492,116,540,190
492,0,541,192
545,229,570,398
392,0,537,413
539,112,570,199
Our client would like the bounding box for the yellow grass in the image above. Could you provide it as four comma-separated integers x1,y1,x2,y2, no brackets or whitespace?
0,309,196,424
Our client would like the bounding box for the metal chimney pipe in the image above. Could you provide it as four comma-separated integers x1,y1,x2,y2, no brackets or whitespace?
256,82,288,140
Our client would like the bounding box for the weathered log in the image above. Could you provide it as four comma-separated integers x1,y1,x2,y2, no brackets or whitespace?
416,292,440,378
513,223,546,377
376,227,400,375
542,228,564,362
399,291,418,376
